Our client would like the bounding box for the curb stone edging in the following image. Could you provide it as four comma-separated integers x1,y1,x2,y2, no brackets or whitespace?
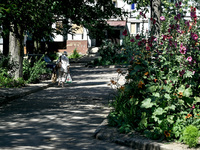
0,81,56,106
93,119,197,150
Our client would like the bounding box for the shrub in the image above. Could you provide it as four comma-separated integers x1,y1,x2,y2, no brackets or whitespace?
183,125,199,148
23,55,50,83
0,68,26,88
0,53,25,88
68,49,82,59
94,40,127,66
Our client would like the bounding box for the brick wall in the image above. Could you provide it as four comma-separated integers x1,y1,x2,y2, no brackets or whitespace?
65,40,88,55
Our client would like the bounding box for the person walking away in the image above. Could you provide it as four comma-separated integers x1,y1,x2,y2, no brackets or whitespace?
56,51,70,87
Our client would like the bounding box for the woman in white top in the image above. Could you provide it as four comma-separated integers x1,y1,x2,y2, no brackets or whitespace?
57,51,70,87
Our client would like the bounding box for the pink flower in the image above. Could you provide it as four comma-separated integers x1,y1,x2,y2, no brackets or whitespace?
146,46,150,51
160,16,165,21
130,38,135,42
191,104,195,110
191,33,198,41
187,56,192,62
180,43,187,54
122,29,128,36
140,12,143,15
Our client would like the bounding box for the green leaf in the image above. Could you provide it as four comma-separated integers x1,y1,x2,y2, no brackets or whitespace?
184,87,193,97
167,115,174,124
164,93,171,99
183,70,193,78
165,105,176,111
146,85,157,93
141,98,154,108
134,65,143,71
153,108,165,116
153,92,160,97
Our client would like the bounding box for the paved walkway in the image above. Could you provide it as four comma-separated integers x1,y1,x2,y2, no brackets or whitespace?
0,66,132,150
0,65,199,150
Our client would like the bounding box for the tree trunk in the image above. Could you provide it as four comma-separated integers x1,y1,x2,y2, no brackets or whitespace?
150,0,161,38
2,21,10,56
9,28,24,79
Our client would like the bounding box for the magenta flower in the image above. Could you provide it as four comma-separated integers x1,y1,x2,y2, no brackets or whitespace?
179,70,185,77
160,16,165,21
146,46,150,51
191,33,198,41
187,56,192,62
180,44,187,54
122,29,128,36
135,34,140,40
130,38,135,42
191,12,197,18
177,14,181,19
185,21,190,27
138,41,142,46
140,12,143,15
191,104,195,110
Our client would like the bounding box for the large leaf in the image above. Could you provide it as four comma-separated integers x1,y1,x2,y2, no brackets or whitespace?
146,85,157,93
134,65,143,72
183,70,193,78
164,93,171,99
153,108,165,116
141,98,154,108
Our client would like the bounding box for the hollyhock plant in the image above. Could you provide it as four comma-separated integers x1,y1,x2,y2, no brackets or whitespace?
108,0,200,145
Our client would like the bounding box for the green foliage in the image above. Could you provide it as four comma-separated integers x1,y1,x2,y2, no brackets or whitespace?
93,40,127,66
108,0,200,143
183,125,199,148
0,54,25,88
23,56,50,83
68,49,82,59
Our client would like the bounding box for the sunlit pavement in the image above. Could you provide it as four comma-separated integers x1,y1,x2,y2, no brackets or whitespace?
0,66,131,150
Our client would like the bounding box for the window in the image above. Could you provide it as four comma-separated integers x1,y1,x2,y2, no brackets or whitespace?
131,23,136,35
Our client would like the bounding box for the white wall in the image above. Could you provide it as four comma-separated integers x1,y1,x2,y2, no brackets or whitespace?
0,38,3,53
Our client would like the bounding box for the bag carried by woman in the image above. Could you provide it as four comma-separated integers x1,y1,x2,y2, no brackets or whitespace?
66,73,72,83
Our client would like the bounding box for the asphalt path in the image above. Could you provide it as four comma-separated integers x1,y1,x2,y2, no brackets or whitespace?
0,66,131,150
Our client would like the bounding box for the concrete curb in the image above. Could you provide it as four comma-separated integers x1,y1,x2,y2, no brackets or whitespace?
0,80,56,106
93,119,198,150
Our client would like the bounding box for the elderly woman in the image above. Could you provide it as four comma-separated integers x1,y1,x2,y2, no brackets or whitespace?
56,51,70,87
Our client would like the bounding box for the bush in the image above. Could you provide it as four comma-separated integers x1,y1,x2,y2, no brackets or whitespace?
183,125,199,148
93,40,127,66
68,49,82,59
0,68,26,88
0,53,26,88
23,55,50,83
